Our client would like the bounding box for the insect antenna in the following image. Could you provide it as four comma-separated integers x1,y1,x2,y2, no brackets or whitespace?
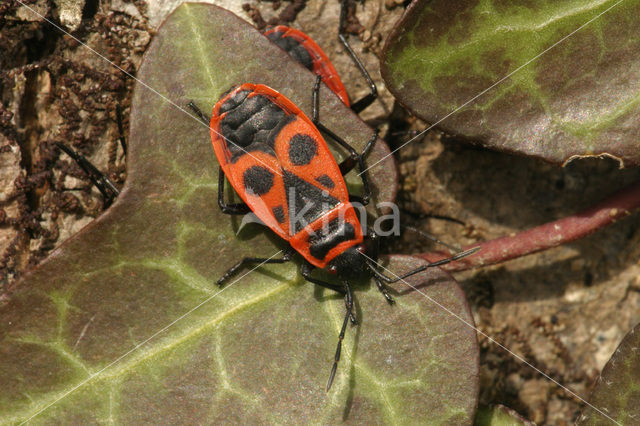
187,101,210,124
366,246,480,284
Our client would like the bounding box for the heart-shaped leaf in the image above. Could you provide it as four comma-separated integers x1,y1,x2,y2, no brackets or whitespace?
0,4,478,423
577,322,640,425
381,0,640,166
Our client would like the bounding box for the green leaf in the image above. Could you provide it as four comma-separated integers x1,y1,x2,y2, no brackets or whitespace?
0,4,479,423
577,322,640,425
475,405,533,426
381,0,640,166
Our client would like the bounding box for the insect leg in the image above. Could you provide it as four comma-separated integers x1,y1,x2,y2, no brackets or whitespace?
316,124,376,206
339,0,377,113
218,167,251,215
311,77,357,157
312,75,323,123
335,129,376,175
300,262,345,294
359,229,394,304
55,104,125,208
56,143,120,208
300,262,357,324
217,247,295,286
311,79,377,205
373,275,395,304
326,280,354,391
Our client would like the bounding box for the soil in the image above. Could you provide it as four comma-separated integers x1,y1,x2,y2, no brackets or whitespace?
0,0,147,295
1,0,639,424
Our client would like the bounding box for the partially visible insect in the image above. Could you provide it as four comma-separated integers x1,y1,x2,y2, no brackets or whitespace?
188,78,478,391
55,105,126,208
263,0,377,113
55,143,120,207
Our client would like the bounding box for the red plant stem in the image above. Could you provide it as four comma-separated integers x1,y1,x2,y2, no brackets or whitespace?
417,181,640,272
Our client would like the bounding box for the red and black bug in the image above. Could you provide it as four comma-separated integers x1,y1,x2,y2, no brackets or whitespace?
263,0,377,113
53,1,475,391
188,78,476,391
265,26,350,107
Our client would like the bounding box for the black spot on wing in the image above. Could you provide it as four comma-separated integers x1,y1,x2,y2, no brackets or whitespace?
288,134,317,166
308,219,356,260
315,174,335,189
283,171,339,234
243,166,274,196
266,31,314,70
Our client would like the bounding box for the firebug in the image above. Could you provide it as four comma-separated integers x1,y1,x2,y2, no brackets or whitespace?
263,0,377,113
188,78,477,391
57,1,478,392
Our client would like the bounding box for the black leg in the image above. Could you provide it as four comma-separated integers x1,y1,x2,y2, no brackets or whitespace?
55,142,120,208
300,262,345,294
300,262,356,324
339,0,377,113
326,280,354,391
218,167,251,215
348,195,365,205
327,127,376,206
373,275,395,304
337,129,376,176
218,248,294,286
358,229,393,304
311,77,377,206
312,75,322,123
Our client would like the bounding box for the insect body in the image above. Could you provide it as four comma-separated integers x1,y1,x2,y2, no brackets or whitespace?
264,26,350,107
189,79,477,391
210,83,363,268
263,0,377,113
